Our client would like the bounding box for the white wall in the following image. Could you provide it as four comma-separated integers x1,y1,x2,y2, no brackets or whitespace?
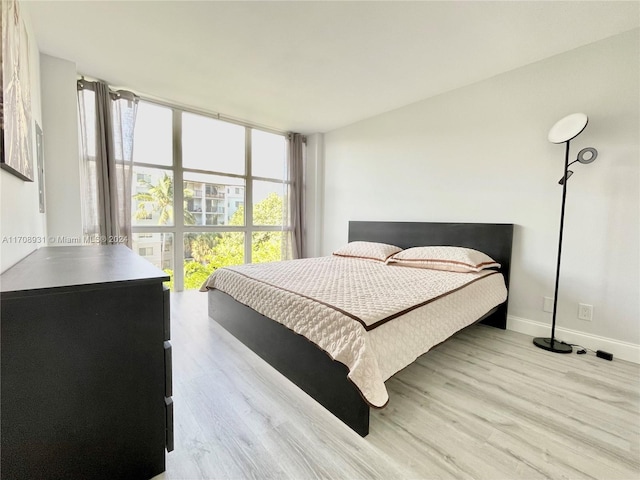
0,4,44,272
320,30,639,359
303,133,324,258
40,54,82,241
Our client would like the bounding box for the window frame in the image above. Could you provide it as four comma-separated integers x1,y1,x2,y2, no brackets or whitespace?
131,100,289,291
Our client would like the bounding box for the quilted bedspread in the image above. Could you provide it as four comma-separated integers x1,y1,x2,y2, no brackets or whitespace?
201,256,507,407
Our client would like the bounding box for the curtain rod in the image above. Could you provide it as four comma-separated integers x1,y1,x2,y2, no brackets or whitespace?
77,78,139,103
76,74,294,137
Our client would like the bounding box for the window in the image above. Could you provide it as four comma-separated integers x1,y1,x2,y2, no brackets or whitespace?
131,101,289,291
182,113,244,174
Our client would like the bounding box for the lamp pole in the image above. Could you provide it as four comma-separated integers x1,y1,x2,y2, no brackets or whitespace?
533,140,573,353
549,140,571,351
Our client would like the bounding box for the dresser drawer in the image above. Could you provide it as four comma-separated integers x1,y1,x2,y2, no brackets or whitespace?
165,397,174,452
164,341,172,398
163,285,170,341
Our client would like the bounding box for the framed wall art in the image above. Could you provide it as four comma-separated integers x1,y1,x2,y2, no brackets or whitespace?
1,0,34,182
36,122,45,212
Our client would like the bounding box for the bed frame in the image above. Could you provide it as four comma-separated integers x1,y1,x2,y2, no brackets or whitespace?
208,221,514,437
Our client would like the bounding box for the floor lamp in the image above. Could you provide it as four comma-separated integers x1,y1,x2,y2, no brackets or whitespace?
533,113,598,353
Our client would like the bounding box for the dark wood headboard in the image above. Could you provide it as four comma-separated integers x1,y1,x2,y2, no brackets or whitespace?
348,221,514,311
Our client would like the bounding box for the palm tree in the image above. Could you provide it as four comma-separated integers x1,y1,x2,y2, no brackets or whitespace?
133,173,196,266
133,173,196,225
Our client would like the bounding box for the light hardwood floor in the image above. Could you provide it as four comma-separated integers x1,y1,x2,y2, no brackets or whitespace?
154,291,639,480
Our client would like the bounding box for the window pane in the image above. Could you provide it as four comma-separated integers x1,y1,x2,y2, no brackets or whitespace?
133,102,172,166
253,180,285,226
132,232,174,287
132,167,174,226
183,232,244,290
182,112,245,174
252,129,285,179
252,231,283,264
184,173,245,226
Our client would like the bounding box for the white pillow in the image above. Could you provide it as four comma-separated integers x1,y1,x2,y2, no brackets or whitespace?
333,241,403,263
386,246,500,273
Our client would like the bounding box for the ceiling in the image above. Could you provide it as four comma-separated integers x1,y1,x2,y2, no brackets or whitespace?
24,1,639,134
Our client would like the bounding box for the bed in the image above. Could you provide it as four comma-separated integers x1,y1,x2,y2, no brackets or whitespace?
205,221,514,436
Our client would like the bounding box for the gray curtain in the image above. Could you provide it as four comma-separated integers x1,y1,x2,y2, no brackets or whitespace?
284,132,305,259
77,80,138,247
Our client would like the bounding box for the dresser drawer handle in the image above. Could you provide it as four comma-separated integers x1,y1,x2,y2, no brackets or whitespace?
163,285,171,341
164,341,172,397
165,397,174,452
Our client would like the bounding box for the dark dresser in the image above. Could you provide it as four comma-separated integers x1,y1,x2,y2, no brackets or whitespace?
1,245,173,480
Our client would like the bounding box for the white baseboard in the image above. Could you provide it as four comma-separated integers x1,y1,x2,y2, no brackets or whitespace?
507,315,640,364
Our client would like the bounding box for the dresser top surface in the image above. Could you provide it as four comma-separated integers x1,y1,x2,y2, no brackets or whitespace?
1,245,169,295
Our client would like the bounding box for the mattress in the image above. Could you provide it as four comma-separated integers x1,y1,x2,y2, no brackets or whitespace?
201,256,507,407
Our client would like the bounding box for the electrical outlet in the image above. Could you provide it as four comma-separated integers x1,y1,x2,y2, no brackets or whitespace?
543,296,554,313
578,303,593,321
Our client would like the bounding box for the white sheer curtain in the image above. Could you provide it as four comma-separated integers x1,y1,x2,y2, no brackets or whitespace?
77,79,138,246
283,132,305,259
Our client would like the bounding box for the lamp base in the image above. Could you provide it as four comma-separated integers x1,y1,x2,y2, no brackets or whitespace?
533,337,573,353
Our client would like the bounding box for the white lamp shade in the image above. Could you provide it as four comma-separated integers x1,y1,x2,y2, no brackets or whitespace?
548,113,589,144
